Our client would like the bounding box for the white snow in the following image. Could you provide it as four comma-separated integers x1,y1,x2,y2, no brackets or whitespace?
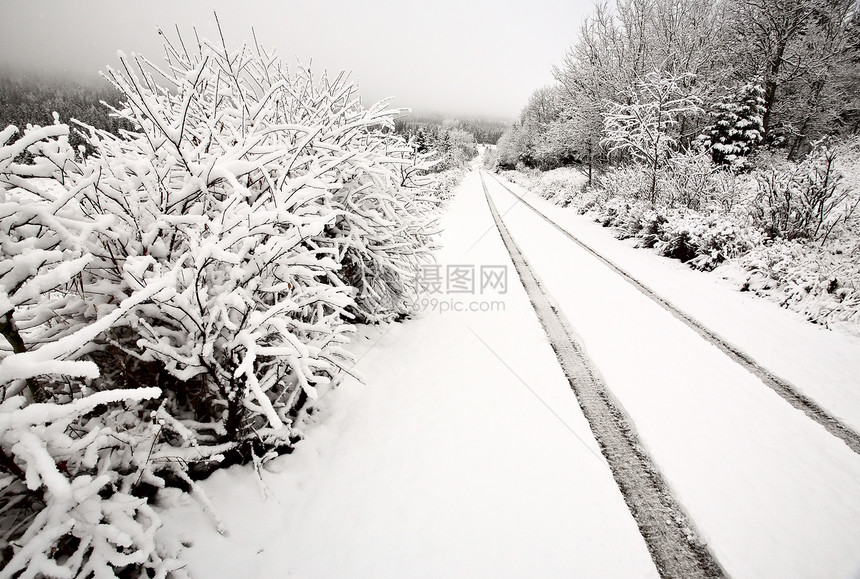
485,172,860,579
158,170,658,578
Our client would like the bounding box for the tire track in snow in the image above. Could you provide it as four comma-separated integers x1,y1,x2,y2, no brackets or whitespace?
479,172,725,579
484,170,860,457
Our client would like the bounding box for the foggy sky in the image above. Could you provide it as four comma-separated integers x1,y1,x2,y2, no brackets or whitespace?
0,0,592,119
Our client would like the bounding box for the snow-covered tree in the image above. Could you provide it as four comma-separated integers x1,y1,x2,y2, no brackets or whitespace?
727,0,859,149
602,71,703,201
702,81,766,166
446,128,478,167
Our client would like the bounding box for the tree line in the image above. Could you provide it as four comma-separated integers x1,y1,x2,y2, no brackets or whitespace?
395,115,506,145
395,117,486,170
0,70,134,152
492,0,859,177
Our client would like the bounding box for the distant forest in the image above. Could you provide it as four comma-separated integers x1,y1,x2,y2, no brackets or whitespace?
0,70,133,151
395,115,508,145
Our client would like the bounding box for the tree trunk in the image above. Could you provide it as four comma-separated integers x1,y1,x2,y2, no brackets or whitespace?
587,144,593,187
0,311,48,402
762,31,790,137
650,133,660,203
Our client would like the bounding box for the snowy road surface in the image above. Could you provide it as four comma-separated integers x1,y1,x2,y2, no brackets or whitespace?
159,168,860,578
482,171,860,578
481,172,722,578
485,172,860,455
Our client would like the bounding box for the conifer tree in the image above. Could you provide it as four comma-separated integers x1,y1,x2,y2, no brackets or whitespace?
703,82,766,166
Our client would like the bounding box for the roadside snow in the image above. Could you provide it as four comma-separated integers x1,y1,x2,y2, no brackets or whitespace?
157,171,658,578
486,172,860,579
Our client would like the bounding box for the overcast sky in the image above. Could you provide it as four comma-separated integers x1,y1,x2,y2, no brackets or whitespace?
0,0,593,119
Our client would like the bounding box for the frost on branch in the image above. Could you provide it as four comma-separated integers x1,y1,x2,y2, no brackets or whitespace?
0,267,187,576
0,388,188,579
0,121,103,403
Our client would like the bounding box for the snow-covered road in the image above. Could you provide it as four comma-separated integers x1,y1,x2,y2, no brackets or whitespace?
481,172,722,578
482,170,860,578
488,172,860,437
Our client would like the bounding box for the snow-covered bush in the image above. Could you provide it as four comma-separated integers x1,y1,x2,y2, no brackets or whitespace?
0,387,188,579
0,121,105,404
833,137,860,205
735,240,860,331
422,168,465,203
592,165,651,203
1,24,440,576
0,245,206,575
61,30,436,449
530,168,588,203
499,162,758,271
655,212,762,270
496,169,532,188
499,136,860,328
751,144,857,242
658,148,737,210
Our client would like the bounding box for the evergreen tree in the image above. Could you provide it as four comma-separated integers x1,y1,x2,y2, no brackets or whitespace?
703,82,766,166
415,128,428,153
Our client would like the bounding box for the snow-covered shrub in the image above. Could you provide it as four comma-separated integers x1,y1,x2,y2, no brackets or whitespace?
593,165,651,203
55,30,436,450
833,137,860,203
658,148,734,210
530,168,588,204
0,121,106,403
498,134,860,330
422,168,465,203
0,281,194,577
655,212,762,270
0,248,210,575
751,144,857,242
829,136,860,240
594,197,642,231
0,387,188,579
1,23,439,577
496,169,537,193
736,239,860,331
556,161,759,269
